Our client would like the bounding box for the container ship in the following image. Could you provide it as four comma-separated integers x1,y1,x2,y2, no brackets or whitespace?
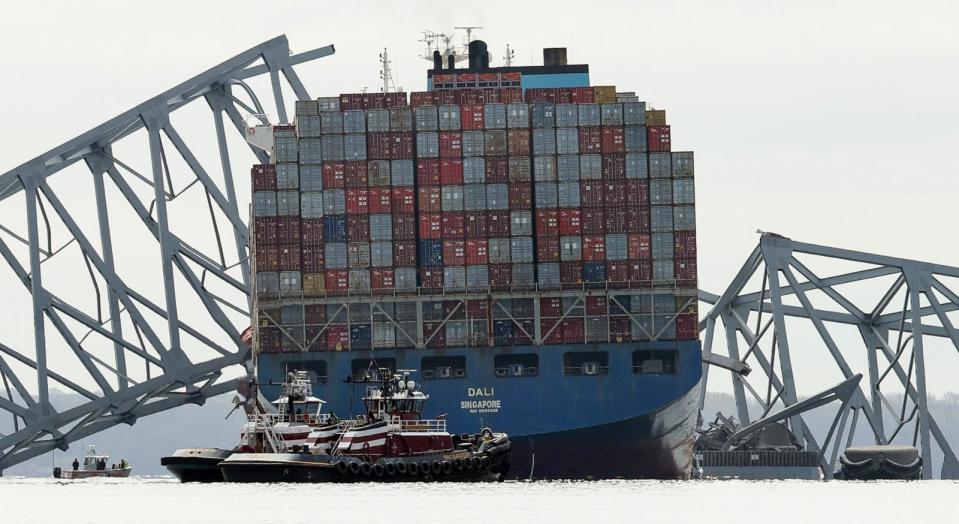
249,39,701,479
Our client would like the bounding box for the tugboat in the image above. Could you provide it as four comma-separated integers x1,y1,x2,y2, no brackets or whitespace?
219,369,511,482
162,370,348,482
54,445,132,479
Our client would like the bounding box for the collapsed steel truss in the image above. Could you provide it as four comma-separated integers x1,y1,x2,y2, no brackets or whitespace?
699,233,959,479
0,36,333,473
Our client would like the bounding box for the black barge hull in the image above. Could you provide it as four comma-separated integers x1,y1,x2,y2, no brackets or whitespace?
161,448,232,482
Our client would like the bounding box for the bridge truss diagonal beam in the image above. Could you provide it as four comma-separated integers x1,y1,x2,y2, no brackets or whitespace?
0,35,334,473
699,233,959,479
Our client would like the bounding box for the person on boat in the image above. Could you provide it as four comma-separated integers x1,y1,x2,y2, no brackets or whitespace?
72,458,79,471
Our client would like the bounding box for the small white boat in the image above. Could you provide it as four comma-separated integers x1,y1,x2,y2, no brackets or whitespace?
55,445,132,479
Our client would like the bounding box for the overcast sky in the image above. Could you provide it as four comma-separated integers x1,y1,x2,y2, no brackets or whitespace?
1,0,958,399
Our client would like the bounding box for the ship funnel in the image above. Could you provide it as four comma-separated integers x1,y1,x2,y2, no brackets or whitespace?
447,53,455,70
468,40,490,69
433,50,443,70
543,47,568,66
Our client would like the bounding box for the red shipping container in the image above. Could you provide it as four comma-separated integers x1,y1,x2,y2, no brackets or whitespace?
371,268,394,293
391,187,415,213
676,313,699,340
578,127,602,153
322,162,346,189
570,87,594,104
301,218,324,245
499,88,523,103
536,210,559,235
558,209,582,235
347,214,370,241
580,182,605,207
454,89,482,105
434,89,456,104
464,211,489,238
392,213,416,240
418,186,442,212
606,260,630,286
562,318,585,344
424,322,446,348
277,216,302,243
560,262,583,284
582,209,605,234
610,318,632,342
524,88,554,103
507,129,531,156
418,213,442,239
629,260,652,282
420,269,444,290
586,296,607,315
540,297,563,317
386,92,407,107
605,206,628,233
439,159,464,185
626,207,651,233
488,210,511,236
345,188,368,214
394,241,416,266
390,132,414,159
485,156,509,183
368,187,392,213
439,131,463,158
325,325,349,350
536,235,560,262
628,233,652,259
540,319,562,344
674,231,697,259
417,159,440,186
305,304,327,324
441,211,465,238
338,93,362,111
625,179,650,206
465,239,488,265
278,244,301,271
602,154,626,179
253,217,277,245
583,235,606,261
648,125,671,152
367,132,392,160
605,180,627,207
461,104,485,130
466,299,488,317
254,244,279,271
443,240,466,265
301,244,325,273
601,128,625,154
554,88,572,104
410,91,435,106
489,264,512,289
675,257,698,281
251,164,276,191
509,183,532,209
444,300,466,319
480,88,501,104
367,92,387,109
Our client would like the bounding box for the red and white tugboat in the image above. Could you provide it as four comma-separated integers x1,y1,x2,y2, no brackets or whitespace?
219,369,511,482
162,371,351,482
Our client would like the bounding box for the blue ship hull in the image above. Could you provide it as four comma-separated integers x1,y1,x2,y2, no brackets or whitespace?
257,340,702,479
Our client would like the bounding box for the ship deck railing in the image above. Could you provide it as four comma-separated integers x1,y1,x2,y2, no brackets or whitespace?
389,418,447,433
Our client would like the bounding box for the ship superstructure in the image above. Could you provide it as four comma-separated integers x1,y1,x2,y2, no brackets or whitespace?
250,39,700,479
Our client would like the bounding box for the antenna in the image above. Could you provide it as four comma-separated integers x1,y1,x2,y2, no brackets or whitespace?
504,44,515,67
454,26,483,44
378,48,396,93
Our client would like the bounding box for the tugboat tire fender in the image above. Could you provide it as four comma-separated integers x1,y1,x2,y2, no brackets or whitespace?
407,462,419,476
480,456,491,469
372,464,385,477
335,459,349,474
453,458,465,470
348,461,362,475
430,461,442,474
360,462,373,476
441,461,453,475
385,462,397,476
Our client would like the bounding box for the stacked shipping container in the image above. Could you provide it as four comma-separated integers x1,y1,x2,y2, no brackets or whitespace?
251,86,697,353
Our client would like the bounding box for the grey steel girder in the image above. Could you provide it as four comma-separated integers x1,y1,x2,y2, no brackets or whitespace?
699,233,959,479
0,36,334,474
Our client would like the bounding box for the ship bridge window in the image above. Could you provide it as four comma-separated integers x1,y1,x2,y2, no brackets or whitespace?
350,358,397,382
421,356,467,380
632,350,677,375
277,359,327,384
493,354,539,378
563,352,609,376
